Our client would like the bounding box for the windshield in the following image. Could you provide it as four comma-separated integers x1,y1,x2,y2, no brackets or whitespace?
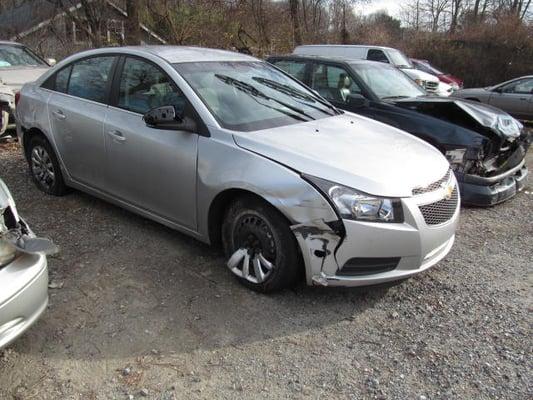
387,49,413,68
0,44,46,68
174,61,338,131
352,63,426,100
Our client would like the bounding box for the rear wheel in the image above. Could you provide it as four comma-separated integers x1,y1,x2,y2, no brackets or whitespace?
27,135,67,196
221,196,301,293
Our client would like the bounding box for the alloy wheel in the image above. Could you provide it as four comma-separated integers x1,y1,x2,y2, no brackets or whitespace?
227,214,276,284
31,145,55,190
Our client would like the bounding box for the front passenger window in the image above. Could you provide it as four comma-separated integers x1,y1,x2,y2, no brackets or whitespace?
67,56,115,103
118,57,185,115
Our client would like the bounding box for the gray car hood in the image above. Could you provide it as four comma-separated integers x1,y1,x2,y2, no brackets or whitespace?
232,113,449,198
0,66,49,91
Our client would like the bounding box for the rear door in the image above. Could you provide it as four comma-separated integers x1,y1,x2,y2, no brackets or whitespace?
46,55,117,188
103,55,199,229
269,59,310,85
309,61,364,106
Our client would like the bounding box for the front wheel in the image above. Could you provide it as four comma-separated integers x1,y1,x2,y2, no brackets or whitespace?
221,196,301,293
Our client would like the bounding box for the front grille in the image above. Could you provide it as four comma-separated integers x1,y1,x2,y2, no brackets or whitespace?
419,187,459,225
425,81,439,92
413,169,452,195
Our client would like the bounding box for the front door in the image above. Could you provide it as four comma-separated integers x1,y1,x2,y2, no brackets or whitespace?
489,78,533,119
103,56,198,229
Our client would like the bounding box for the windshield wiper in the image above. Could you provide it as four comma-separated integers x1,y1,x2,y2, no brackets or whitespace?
252,76,339,115
381,95,410,100
215,74,315,121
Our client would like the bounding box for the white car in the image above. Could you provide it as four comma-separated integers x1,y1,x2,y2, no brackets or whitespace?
293,45,453,96
0,41,54,137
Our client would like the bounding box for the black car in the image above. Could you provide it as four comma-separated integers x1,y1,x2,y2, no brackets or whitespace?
267,55,530,206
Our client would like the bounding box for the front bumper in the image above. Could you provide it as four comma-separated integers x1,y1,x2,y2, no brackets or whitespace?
0,253,48,349
292,180,460,287
456,159,528,206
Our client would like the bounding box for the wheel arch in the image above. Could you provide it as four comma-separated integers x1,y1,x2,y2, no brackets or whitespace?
207,188,292,248
22,127,49,161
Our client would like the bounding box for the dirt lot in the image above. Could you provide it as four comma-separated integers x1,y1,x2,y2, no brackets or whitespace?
0,141,531,399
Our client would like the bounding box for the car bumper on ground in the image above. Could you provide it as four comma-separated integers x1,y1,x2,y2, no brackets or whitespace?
456,160,528,207
293,176,460,287
0,253,48,349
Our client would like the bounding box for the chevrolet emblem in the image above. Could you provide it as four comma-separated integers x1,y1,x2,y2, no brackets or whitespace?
441,182,454,200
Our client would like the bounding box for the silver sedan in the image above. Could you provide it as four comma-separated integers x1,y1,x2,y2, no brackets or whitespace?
453,76,533,121
0,179,56,349
17,46,459,292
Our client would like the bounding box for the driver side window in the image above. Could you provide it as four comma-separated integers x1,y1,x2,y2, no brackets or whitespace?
118,57,186,115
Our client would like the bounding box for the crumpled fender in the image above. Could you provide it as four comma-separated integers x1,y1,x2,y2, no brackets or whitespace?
291,219,342,286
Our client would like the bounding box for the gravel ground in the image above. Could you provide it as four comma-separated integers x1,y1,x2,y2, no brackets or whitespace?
0,140,531,400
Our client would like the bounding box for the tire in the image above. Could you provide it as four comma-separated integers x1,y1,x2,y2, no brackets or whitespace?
221,195,301,293
27,135,68,196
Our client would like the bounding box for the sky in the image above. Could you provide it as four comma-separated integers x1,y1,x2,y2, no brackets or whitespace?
354,0,404,19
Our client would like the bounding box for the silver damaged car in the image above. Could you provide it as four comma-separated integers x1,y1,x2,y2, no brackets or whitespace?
16,46,460,292
0,179,56,349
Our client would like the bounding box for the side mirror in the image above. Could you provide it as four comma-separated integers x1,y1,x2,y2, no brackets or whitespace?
492,86,503,93
46,58,56,66
143,105,197,132
346,93,369,108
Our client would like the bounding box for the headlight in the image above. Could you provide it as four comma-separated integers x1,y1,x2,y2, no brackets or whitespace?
304,175,404,223
0,236,16,267
451,82,460,91
415,79,425,87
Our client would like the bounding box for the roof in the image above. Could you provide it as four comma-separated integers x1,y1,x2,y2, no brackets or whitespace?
61,46,258,64
268,54,385,66
130,46,257,63
0,41,22,46
296,44,395,51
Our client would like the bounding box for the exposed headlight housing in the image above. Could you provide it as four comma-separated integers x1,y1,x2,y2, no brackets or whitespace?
304,175,404,223
415,78,425,87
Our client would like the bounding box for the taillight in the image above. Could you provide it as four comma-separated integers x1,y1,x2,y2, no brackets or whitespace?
15,91,21,106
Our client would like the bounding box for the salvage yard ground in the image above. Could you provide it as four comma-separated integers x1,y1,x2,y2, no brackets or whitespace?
0,140,532,399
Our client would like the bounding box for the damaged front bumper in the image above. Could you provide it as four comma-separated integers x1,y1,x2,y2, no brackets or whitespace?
292,185,459,287
0,179,56,349
456,159,528,206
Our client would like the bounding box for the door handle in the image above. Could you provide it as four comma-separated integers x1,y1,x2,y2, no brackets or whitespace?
107,130,126,142
52,110,66,120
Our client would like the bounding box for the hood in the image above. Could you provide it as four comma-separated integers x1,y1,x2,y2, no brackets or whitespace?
232,113,449,198
401,68,440,83
395,97,523,140
0,66,49,91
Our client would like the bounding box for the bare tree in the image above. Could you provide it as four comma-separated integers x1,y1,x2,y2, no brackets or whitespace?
125,0,141,45
289,0,302,45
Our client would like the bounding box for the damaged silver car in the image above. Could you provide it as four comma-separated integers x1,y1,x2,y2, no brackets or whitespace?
0,179,56,349
16,46,459,292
